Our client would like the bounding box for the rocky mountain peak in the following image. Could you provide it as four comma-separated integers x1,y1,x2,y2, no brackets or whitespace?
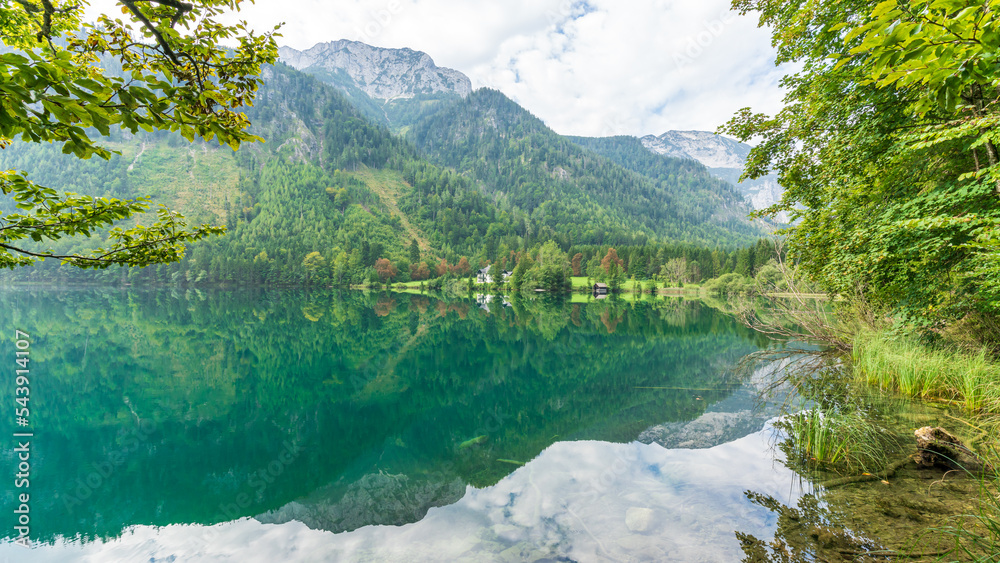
642,130,786,220
278,40,472,100
640,130,749,169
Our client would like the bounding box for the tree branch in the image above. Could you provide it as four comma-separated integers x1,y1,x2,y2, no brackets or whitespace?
0,232,193,265
119,0,183,65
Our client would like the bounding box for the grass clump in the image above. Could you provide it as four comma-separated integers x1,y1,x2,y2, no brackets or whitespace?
852,331,1000,415
778,406,896,474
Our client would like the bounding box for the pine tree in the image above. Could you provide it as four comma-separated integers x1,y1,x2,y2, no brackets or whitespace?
409,239,420,263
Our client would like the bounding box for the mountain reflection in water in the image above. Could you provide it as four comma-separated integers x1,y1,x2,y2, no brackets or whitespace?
0,288,797,562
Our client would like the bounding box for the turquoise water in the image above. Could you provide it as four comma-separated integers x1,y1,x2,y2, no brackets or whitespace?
0,288,809,562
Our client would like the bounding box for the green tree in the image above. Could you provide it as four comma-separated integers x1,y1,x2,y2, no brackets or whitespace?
724,0,1000,327
409,238,420,263
491,267,505,294
644,276,659,296
301,252,326,284
0,0,278,268
607,260,624,292
525,240,571,291
331,251,349,285
511,254,534,291
664,257,687,285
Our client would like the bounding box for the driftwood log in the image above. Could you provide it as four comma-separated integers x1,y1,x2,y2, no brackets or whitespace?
914,426,989,473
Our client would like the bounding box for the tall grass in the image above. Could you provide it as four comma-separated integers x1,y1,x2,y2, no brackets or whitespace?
852,331,1000,415
938,458,1000,562
780,407,894,474
785,408,846,466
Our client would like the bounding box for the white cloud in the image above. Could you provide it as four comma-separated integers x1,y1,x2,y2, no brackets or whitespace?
468,0,792,136
83,0,793,137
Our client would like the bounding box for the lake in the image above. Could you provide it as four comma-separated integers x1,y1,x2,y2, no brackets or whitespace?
0,288,836,561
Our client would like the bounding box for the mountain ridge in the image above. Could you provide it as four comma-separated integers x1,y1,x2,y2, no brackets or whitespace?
641,131,749,169
278,40,472,101
407,89,765,246
641,130,785,219
0,41,771,285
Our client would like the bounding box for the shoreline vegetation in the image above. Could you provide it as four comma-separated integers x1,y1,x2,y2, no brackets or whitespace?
730,256,1000,560
5,0,997,558
712,5,1000,555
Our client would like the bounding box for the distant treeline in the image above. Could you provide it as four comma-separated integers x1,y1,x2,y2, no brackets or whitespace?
0,236,779,290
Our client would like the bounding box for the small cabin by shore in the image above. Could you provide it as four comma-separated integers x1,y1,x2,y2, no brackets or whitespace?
593,283,609,294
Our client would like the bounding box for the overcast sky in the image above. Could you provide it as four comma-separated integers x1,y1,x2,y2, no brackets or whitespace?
85,0,792,138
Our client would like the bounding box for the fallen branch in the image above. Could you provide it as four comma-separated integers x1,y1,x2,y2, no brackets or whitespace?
820,455,913,488
838,548,952,558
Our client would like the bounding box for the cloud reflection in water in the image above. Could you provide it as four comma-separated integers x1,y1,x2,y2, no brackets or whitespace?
3,421,808,562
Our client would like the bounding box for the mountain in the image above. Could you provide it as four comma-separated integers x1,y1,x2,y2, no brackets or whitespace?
278,40,472,100
565,134,770,230
641,130,749,169
0,62,426,285
278,41,471,132
408,90,765,247
641,131,785,220
0,44,769,286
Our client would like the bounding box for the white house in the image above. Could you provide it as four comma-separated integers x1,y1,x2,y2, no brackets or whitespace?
476,294,512,311
476,267,513,284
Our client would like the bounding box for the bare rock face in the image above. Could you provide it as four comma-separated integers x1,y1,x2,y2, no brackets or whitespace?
638,410,765,450
641,130,789,222
278,40,472,100
255,471,466,533
641,131,748,169
914,426,987,472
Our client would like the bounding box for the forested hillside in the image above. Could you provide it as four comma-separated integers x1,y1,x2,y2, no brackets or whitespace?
408,90,764,247
566,134,758,217
1,61,766,286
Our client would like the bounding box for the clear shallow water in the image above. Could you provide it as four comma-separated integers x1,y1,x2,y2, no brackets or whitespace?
0,288,806,562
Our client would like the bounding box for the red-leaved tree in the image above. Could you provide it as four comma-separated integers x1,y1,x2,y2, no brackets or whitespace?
375,258,398,282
